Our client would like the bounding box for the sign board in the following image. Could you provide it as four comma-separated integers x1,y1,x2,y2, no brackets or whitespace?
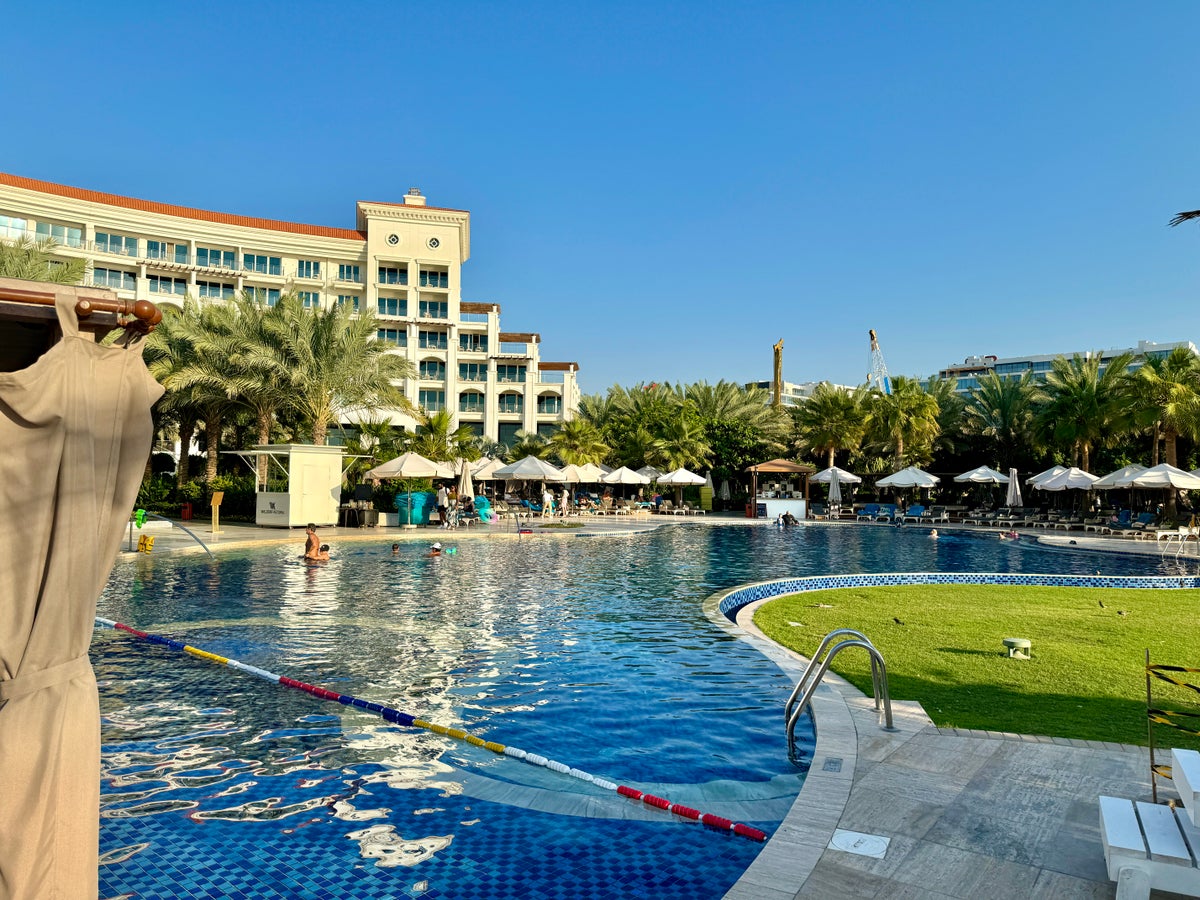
210,491,225,508
256,492,292,526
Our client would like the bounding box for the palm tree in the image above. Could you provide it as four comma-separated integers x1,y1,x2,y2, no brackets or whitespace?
0,236,86,284
649,414,712,471
685,380,785,435
1134,348,1200,469
143,301,211,487
791,382,866,468
923,376,965,462
268,294,413,444
548,418,610,465
408,408,477,461
864,375,940,468
961,370,1039,463
506,429,550,461
1034,353,1135,471
342,416,406,485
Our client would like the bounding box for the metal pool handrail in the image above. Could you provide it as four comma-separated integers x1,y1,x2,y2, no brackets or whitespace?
786,628,894,754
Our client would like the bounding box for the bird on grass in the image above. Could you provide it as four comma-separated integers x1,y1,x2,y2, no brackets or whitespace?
893,617,904,625
1117,610,1128,617
1098,599,1105,608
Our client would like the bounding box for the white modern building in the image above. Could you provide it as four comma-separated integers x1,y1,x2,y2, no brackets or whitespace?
937,340,1198,394
744,380,854,407
0,172,580,444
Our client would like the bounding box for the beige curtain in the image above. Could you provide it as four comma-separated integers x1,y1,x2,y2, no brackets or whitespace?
0,290,162,899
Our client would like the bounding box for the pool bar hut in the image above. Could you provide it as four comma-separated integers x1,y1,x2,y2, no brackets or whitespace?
228,444,348,527
746,458,815,520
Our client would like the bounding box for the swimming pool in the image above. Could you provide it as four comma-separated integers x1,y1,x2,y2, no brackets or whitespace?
92,523,1170,899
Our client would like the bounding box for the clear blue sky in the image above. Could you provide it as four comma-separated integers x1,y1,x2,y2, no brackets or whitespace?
4,2,1198,394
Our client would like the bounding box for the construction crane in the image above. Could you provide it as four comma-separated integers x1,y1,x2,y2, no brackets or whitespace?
867,329,893,395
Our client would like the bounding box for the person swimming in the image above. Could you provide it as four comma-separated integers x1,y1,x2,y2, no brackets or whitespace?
930,529,938,539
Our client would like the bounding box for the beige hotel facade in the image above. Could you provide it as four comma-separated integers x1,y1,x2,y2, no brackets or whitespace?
0,172,580,445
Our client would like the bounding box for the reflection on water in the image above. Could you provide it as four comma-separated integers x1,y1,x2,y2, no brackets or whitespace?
94,523,1161,899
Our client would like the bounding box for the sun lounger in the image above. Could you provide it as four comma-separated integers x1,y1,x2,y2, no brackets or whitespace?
1099,749,1200,899
901,504,925,523
856,504,880,522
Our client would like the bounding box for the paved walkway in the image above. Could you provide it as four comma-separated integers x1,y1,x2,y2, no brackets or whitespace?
724,601,1174,900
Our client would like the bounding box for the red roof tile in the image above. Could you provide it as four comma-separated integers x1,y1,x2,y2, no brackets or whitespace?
0,172,367,242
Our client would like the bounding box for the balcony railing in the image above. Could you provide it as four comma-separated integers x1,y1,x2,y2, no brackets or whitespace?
418,273,449,289
498,342,529,355
460,312,488,323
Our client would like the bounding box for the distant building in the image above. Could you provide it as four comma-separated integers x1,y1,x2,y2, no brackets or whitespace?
744,380,854,407
937,340,1198,394
0,172,579,444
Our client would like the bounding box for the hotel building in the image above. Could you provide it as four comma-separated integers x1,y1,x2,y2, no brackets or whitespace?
937,340,1198,394
0,172,579,444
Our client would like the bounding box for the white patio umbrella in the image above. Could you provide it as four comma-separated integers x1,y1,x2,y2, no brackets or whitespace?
472,457,508,481
558,464,586,484
494,455,566,482
1026,465,1068,486
573,462,606,483
365,451,440,481
1108,463,1200,490
1006,468,1022,508
1032,467,1099,491
953,465,1010,484
1093,464,1148,489
810,466,862,484
658,467,705,505
601,466,651,485
636,465,663,482
877,466,940,489
364,451,441,527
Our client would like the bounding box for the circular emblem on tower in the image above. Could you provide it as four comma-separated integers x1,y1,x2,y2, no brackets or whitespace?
427,237,440,249
386,234,399,246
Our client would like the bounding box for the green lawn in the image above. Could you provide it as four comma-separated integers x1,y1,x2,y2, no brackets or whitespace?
754,585,1200,748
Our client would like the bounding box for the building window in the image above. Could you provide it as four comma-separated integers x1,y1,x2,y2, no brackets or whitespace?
418,389,445,412
498,423,521,446
377,297,407,317
377,328,407,347
93,267,136,291
496,365,526,384
538,395,562,415
196,247,235,269
419,299,448,319
298,291,320,308
418,330,448,350
497,392,523,414
197,280,234,299
459,363,487,382
459,391,485,413
95,232,138,257
0,215,28,239
246,286,282,306
378,265,408,285
419,270,448,288
459,333,487,352
243,253,282,276
419,359,446,380
337,263,362,283
146,240,189,263
297,259,321,279
148,275,187,296
35,221,83,248
337,294,360,312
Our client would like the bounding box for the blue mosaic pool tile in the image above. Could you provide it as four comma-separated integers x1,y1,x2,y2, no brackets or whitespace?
718,571,1200,619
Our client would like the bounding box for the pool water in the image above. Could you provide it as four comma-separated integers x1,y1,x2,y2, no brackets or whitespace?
92,522,1168,899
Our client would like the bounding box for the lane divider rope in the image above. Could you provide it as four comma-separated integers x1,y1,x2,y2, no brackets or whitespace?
94,617,767,842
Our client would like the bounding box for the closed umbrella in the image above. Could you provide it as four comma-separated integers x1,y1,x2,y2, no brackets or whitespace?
701,470,714,511
457,458,474,501
719,479,731,509
828,469,842,507
1006,468,1022,508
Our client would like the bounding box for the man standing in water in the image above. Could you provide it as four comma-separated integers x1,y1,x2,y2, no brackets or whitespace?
304,523,321,560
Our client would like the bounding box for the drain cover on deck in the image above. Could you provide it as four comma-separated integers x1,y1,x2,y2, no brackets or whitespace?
829,829,890,858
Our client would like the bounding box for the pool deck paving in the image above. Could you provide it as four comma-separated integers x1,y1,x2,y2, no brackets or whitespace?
727,599,1177,900
116,515,1187,898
